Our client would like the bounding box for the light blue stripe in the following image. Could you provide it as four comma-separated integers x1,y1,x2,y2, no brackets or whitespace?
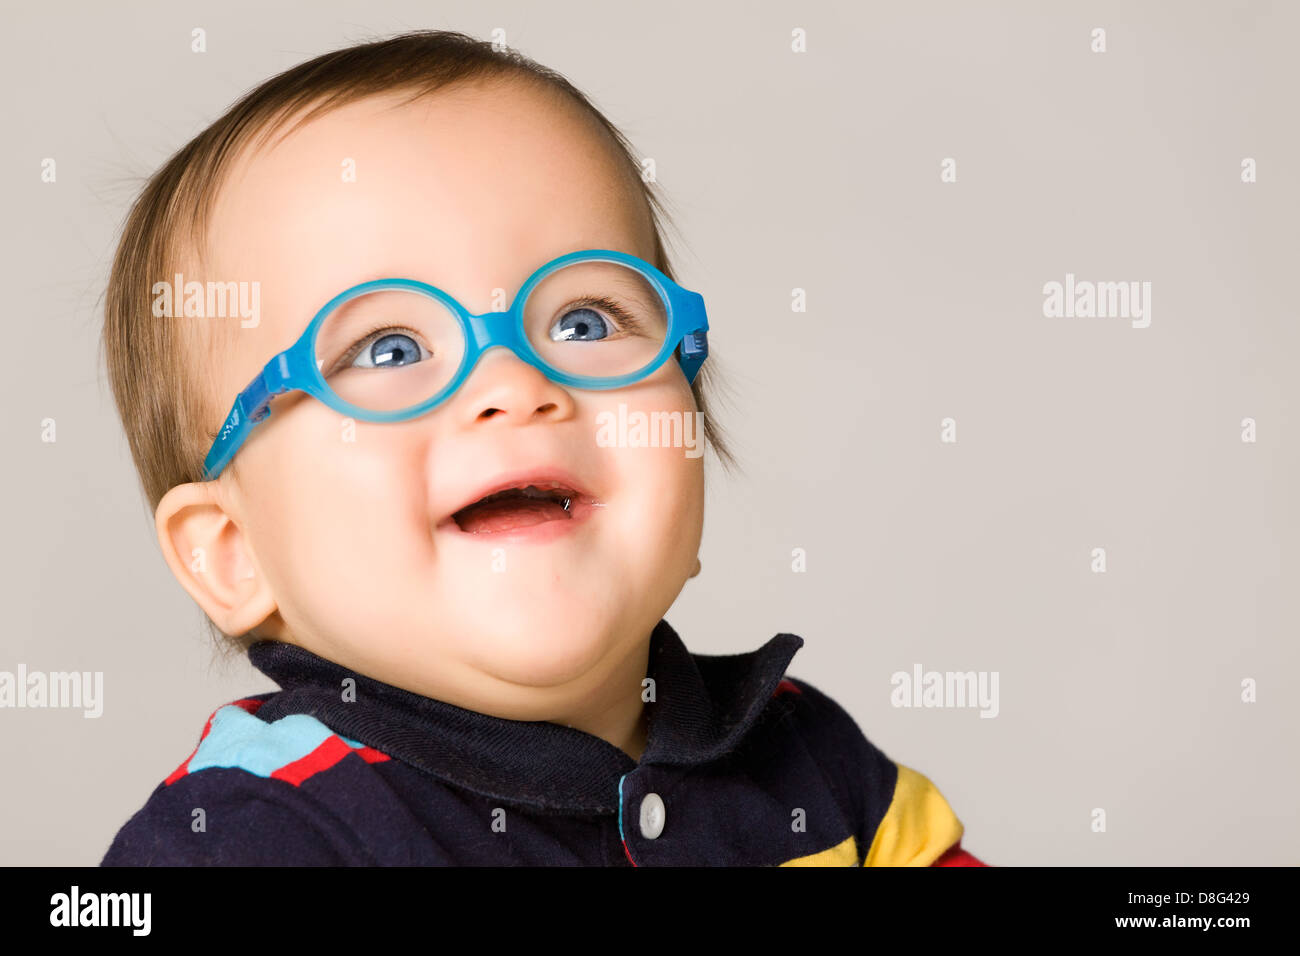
187,704,364,778
617,772,628,847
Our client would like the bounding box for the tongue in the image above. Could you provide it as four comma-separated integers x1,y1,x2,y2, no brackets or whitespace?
454,496,572,534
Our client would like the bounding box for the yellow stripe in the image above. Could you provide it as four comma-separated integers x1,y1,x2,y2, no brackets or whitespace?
780,833,859,866
863,763,964,866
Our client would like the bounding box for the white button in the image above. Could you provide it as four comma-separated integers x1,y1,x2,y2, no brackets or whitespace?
639,792,665,839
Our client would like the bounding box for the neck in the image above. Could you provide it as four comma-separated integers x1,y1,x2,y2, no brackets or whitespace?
550,633,652,762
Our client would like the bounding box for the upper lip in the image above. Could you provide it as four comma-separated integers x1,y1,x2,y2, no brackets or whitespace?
435,465,597,529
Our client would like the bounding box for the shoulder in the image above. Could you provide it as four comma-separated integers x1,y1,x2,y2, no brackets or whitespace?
766,675,898,825
773,675,976,866
101,696,388,866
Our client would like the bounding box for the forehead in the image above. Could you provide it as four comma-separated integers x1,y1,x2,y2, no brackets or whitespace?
202,79,656,376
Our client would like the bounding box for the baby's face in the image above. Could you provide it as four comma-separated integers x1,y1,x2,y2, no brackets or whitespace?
200,81,703,717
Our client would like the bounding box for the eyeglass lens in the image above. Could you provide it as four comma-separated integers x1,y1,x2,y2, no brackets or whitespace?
312,259,670,413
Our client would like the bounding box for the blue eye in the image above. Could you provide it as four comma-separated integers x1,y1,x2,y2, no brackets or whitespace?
351,330,431,369
550,307,613,342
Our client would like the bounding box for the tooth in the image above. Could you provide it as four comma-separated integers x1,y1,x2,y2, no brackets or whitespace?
561,497,571,512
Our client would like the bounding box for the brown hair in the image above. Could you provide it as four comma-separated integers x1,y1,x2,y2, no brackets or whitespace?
101,29,738,654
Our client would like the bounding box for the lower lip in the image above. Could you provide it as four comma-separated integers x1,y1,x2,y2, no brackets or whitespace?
435,496,602,544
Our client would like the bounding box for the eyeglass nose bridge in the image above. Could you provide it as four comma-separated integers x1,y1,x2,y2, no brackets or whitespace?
458,307,597,392
464,309,524,354
460,308,543,385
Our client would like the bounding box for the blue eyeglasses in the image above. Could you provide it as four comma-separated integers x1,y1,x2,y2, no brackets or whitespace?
202,248,709,480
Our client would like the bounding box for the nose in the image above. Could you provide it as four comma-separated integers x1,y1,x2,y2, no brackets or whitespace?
453,344,575,428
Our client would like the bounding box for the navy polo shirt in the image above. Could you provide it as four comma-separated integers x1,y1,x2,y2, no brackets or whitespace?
101,619,984,866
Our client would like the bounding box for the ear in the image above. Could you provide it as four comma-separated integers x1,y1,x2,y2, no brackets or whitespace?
689,556,701,579
155,481,279,637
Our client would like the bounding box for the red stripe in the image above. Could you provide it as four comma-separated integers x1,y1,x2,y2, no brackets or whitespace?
932,842,988,867
268,736,389,785
772,678,802,697
622,840,637,866
164,715,213,786
355,746,391,764
270,735,354,786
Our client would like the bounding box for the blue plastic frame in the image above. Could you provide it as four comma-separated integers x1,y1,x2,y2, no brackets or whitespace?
202,248,709,480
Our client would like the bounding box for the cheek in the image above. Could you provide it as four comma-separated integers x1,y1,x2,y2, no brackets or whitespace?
599,378,705,562
240,411,436,632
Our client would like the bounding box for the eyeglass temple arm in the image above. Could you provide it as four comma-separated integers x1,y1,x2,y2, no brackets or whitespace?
201,354,293,480
678,330,708,385
676,290,710,386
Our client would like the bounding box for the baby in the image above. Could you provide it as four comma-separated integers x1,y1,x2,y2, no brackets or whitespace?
99,30,985,867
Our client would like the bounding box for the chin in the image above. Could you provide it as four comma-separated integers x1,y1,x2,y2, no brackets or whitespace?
462,611,620,688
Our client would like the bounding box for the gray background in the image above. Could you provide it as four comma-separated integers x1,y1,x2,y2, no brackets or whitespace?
2,0,1295,866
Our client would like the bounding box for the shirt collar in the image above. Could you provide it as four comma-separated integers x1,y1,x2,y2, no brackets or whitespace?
247,619,804,813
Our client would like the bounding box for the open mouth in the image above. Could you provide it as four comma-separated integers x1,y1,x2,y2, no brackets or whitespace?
448,480,593,535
